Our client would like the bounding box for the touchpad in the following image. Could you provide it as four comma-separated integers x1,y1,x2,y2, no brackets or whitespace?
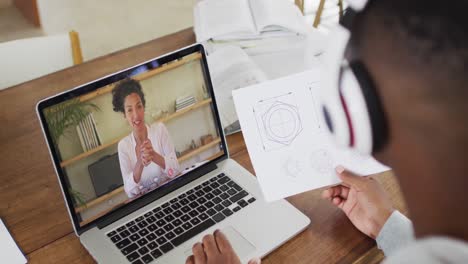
184,226,256,259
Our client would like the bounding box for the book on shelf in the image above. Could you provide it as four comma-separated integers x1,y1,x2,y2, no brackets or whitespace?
193,0,308,42
76,114,102,152
175,95,197,112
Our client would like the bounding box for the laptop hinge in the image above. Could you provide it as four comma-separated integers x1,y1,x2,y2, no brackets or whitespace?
96,161,218,229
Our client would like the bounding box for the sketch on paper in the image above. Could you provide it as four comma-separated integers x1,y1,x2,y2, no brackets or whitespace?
307,81,322,129
254,92,303,151
309,149,334,175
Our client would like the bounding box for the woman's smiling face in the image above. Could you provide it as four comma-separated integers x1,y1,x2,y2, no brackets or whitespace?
124,93,145,131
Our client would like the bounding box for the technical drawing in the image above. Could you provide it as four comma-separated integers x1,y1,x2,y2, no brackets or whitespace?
254,92,303,151
309,149,334,175
307,81,323,129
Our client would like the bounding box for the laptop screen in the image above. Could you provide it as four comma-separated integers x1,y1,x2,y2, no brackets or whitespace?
37,45,226,231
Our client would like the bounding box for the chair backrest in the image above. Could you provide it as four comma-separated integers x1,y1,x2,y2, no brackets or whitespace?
0,31,83,90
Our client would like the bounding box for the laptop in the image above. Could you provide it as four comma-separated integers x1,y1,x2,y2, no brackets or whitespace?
36,44,309,263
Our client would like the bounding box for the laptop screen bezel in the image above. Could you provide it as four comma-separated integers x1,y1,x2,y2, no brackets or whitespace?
36,44,228,235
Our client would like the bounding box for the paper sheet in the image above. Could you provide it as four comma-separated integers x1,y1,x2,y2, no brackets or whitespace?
233,69,389,201
0,219,26,264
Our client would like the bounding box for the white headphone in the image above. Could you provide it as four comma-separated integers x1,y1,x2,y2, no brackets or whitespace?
320,0,388,154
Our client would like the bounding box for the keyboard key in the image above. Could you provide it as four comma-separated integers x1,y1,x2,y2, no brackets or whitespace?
233,206,241,212
116,238,131,249
202,186,212,193
144,212,153,218
230,191,248,203
196,205,207,213
180,198,189,205
207,208,217,216
220,193,229,200
141,254,154,263
155,228,165,236
126,221,136,227
199,213,209,221
136,216,145,222
147,241,158,250
137,221,148,228
137,237,148,246
180,193,187,198
160,242,174,253
117,226,126,232
248,197,256,203
152,207,161,213
120,230,131,238
171,219,216,246
190,217,201,226
148,224,157,232
227,181,236,187
238,199,249,208
173,219,182,227
210,177,217,182
213,189,222,195
181,206,191,213
138,229,149,237
189,210,199,217
195,185,202,190
154,211,164,219
146,216,156,223
205,193,214,200
181,214,190,222
132,259,143,264
217,173,225,178
163,223,174,232
164,215,175,222
156,219,166,226
162,202,170,208
233,184,243,192
187,189,194,194
126,251,139,261
214,204,224,212
129,225,139,233
151,249,163,259
205,201,214,208
130,234,140,241
202,181,210,186
188,194,197,201
222,209,233,217
156,237,167,245
212,197,222,204
121,243,138,255
110,234,121,243
210,182,220,188
174,227,184,235
219,185,228,192
218,176,230,184
170,197,179,203
182,222,193,230
197,197,207,204
227,189,237,196
171,203,181,210
163,207,173,214
189,201,199,208
138,246,149,255
107,230,117,237
146,233,156,241
166,231,176,240
222,200,232,207
195,190,205,197
173,210,183,218
212,213,225,223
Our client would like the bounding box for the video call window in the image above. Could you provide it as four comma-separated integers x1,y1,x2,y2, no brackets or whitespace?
43,52,224,226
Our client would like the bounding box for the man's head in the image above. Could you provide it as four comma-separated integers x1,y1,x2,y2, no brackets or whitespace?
350,0,468,167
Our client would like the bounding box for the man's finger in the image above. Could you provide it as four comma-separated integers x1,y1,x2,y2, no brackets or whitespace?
336,166,365,188
192,242,207,263
214,230,235,253
202,234,220,256
185,255,195,264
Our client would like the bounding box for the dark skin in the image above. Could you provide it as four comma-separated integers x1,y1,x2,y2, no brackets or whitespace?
188,16,468,264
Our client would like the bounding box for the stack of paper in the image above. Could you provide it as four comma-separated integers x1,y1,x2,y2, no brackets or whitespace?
76,113,102,152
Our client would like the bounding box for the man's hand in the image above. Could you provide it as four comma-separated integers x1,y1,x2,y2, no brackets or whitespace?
322,166,394,239
186,230,261,264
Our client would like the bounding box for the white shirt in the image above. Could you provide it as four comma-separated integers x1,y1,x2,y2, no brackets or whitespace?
377,211,468,263
118,123,180,198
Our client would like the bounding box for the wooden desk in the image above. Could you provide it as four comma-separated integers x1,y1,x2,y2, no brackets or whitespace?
0,28,407,263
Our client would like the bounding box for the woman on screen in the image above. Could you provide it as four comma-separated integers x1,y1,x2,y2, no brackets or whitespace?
112,79,180,198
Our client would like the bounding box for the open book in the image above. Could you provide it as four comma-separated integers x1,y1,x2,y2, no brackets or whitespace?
194,0,308,42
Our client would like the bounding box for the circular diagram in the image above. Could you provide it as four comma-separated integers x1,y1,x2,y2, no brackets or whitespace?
262,101,303,145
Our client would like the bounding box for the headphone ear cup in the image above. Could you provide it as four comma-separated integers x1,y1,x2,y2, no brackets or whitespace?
348,61,388,153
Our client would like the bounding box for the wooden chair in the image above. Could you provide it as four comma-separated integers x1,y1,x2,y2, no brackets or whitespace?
0,30,83,90
295,0,344,28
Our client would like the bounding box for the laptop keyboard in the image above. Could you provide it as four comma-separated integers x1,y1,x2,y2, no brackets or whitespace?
106,173,256,264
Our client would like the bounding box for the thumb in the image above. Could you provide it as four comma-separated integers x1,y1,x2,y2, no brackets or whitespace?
336,165,365,188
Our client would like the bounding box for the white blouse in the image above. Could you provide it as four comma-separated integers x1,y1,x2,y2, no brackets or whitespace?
118,123,180,198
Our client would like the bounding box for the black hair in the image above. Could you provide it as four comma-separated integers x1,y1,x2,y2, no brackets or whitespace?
112,78,146,113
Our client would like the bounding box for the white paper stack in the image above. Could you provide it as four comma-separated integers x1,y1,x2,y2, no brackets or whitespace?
76,113,102,152
175,95,197,112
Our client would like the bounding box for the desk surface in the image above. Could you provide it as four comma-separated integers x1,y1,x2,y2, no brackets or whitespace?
0,28,407,264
